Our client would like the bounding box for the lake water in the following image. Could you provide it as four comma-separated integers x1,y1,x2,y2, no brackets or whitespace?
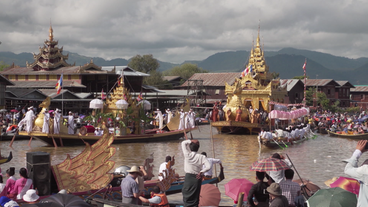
0,125,361,206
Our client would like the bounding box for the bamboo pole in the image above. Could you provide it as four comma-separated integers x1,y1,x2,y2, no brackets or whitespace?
210,121,218,187
236,192,244,207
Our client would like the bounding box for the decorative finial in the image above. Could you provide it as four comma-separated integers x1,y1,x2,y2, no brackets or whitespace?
256,20,261,47
49,21,54,41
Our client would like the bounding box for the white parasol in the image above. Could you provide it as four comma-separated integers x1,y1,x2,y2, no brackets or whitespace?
89,99,104,109
116,99,129,109
137,100,151,110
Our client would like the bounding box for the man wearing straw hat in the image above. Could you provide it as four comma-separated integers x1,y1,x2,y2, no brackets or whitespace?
120,166,140,204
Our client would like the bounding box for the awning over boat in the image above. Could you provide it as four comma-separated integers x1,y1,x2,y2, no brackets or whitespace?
269,107,309,119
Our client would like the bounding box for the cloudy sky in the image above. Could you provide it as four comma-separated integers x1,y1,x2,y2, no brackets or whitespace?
0,0,368,63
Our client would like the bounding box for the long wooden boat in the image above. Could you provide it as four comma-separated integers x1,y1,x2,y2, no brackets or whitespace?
19,128,197,146
328,130,368,139
258,135,309,149
211,120,265,135
78,167,224,201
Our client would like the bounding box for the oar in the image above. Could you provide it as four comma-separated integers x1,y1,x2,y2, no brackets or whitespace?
9,128,20,147
280,140,288,148
272,138,284,150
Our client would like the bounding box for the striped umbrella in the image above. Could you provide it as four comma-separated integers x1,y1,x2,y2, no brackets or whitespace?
250,158,291,172
329,177,360,195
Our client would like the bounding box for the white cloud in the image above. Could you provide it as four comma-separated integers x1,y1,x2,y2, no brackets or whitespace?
0,0,368,63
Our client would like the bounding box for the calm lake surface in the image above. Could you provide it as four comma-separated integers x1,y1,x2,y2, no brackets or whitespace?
0,125,361,206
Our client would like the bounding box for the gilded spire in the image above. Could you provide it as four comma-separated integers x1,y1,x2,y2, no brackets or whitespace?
49,23,54,41
256,23,260,48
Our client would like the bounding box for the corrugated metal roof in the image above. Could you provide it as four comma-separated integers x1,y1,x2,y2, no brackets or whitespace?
280,79,303,92
6,88,43,98
181,72,241,87
1,66,115,75
163,76,181,81
0,74,14,85
7,81,86,88
101,66,150,77
351,86,368,92
336,81,355,88
305,79,338,87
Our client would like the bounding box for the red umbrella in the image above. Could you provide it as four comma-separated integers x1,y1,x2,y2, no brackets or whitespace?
224,178,253,202
199,184,221,207
250,158,290,172
10,109,18,113
330,176,360,195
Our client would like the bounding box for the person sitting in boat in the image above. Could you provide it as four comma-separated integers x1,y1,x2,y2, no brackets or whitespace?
5,167,16,197
200,152,222,179
9,168,33,200
358,126,365,134
0,196,19,207
138,186,169,207
0,176,6,198
94,127,103,136
247,171,269,207
158,156,173,181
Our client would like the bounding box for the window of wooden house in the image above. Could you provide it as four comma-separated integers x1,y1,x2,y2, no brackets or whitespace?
362,94,364,100
49,75,57,80
328,89,330,95
215,89,220,95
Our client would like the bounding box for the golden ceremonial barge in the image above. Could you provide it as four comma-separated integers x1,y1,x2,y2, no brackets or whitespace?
211,32,288,134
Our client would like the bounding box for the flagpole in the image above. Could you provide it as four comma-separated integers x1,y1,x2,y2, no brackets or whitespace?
303,59,307,106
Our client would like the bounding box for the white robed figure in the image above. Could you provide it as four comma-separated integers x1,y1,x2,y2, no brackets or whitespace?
42,110,50,133
178,109,185,130
188,109,195,129
184,112,190,129
24,106,36,133
53,109,61,134
155,109,163,129
67,111,75,134
166,109,173,124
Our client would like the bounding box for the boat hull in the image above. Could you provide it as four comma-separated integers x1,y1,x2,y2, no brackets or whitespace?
211,121,265,135
328,130,368,139
258,136,308,149
19,128,197,146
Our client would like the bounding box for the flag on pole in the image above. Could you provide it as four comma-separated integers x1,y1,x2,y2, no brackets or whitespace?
241,65,251,77
302,59,307,70
137,92,143,102
55,74,63,94
101,89,106,100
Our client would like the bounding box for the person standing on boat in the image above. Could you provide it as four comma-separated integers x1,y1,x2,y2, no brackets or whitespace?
53,109,61,134
166,109,173,124
235,106,242,122
181,135,210,207
200,152,222,179
155,109,163,130
139,186,169,207
42,109,50,134
178,109,185,130
211,103,219,122
269,153,292,183
67,111,75,134
23,107,35,133
121,166,140,204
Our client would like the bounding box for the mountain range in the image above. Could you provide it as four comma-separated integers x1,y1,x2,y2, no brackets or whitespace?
1,47,368,84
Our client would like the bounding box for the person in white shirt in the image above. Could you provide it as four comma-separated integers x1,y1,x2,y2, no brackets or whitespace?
201,152,222,178
42,109,50,133
268,153,292,183
53,109,61,134
23,106,36,133
158,156,174,181
181,133,210,207
67,111,75,134
166,109,173,124
178,109,185,130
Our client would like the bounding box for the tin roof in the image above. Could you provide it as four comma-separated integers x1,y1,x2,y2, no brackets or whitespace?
101,66,150,77
280,79,303,91
6,88,44,98
0,74,14,85
351,86,368,92
163,76,181,81
7,81,86,88
336,81,355,88
181,72,241,87
1,66,115,75
305,79,339,87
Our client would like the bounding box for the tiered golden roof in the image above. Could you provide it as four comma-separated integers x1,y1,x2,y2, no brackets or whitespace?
224,30,287,121
26,25,75,70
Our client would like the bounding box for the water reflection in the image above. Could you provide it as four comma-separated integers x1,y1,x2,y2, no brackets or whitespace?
0,126,363,206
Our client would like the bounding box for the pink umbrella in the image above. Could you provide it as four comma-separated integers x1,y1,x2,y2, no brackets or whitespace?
225,178,254,202
10,109,18,113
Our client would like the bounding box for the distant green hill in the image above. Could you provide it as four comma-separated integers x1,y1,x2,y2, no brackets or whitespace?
1,47,368,84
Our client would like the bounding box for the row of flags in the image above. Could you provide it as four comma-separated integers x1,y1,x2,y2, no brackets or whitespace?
55,74,144,101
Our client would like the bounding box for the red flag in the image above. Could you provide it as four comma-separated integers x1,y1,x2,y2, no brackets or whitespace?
302,60,307,70
101,89,106,100
55,74,63,94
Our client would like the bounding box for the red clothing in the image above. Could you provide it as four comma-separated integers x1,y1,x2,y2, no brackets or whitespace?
5,176,16,195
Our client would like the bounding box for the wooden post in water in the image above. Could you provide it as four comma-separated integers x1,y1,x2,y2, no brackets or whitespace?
210,121,218,187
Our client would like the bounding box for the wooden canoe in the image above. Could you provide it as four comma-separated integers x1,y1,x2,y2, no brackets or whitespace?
328,130,368,139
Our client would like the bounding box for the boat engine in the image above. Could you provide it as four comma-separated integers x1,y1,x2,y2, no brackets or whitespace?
110,166,130,187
